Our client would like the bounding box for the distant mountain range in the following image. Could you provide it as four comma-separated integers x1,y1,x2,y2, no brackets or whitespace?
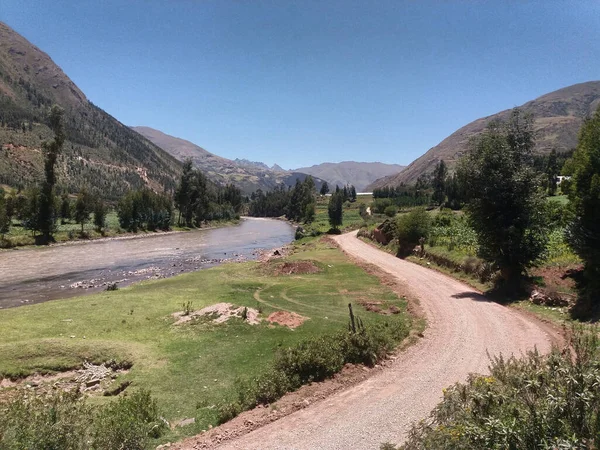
294,161,405,192
0,22,181,200
132,127,325,194
368,81,600,190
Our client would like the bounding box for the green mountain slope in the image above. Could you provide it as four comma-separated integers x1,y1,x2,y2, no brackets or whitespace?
368,81,600,190
132,126,325,194
0,22,181,200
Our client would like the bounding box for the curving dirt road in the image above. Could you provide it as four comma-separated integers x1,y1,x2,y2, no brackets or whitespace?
201,232,556,449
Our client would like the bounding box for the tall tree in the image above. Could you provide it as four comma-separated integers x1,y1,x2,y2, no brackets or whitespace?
328,191,344,230
59,193,71,224
432,160,448,206
37,106,65,243
93,199,107,233
546,149,559,196
74,190,92,234
175,159,194,226
457,109,548,285
566,106,600,315
320,181,330,196
0,190,9,240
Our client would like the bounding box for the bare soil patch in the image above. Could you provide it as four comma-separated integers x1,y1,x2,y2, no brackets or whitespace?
172,303,261,326
273,261,321,276
266,311,307,329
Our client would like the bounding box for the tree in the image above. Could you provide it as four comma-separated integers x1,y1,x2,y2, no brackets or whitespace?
395,207,431,253
546,149,559,196
328,191,343,230
60,193,71,224
37,106,65,243
74,190,93,234
0,190,9,240
350,185,357,202
93,199,107,233
320,181,329,196
566,106,600,315
457,109,549,285
432,160,447,206
175,159,194,226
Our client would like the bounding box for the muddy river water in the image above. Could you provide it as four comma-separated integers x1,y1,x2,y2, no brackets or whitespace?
0,218,294,309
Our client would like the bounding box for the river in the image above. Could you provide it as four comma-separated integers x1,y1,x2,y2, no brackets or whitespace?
0,218,294,309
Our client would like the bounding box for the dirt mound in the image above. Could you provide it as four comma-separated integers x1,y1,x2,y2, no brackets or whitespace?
274,261,321,275
172,302,260,326
267,311,307,329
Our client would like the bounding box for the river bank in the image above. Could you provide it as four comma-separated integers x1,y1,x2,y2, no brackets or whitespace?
0,217,294,308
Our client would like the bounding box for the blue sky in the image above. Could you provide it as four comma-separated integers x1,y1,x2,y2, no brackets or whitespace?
2,1,599,169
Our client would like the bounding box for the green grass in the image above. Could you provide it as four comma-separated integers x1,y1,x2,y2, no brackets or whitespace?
306,194,378,234
547,194,569,205
0,238,411,442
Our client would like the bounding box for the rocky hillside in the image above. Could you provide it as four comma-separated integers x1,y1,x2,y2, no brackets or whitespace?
368,81,600,190
294,161,405,192
132,127,325,194
0,22,181,200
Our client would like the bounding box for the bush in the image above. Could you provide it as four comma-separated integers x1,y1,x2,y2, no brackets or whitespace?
395,208,431,252
384,205,398,218
92,390,166,448
372,198,393,214
0,389,165,450
400,327,600,450
218,314,410,423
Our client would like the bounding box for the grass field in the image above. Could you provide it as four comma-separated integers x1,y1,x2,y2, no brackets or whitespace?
306,194,375,235
0,237,411,442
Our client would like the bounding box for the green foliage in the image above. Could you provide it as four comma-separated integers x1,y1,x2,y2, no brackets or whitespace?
219,317,409,423
372,185,431,208
0,190,9,238
373,198,393,214
0,389,165,449
92,389,166,448
117,188,173,232
566,106,600,316
384,205,398,217
401,328,600,450
457,109,549,283
395,208,431,252
328,191,344,229
93,199,107,233
320,181,330,196
74,189,93,234
37,105,65,243
432,160,447,205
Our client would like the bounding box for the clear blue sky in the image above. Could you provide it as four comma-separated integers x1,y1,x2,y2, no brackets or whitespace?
2,1,599,169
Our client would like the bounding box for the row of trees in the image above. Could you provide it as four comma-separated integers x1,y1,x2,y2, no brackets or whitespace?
397,107,600,315
174,160,243,227
248,177,318,223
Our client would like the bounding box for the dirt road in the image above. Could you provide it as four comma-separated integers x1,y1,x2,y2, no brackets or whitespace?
201,232,555,449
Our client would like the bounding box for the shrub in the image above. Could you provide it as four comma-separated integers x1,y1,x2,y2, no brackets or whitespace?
216,313,410,424
92,389,166,448
384,205,398,218
0,389,164,450
395,208,431,252
373,198,393,214
400,327,600,450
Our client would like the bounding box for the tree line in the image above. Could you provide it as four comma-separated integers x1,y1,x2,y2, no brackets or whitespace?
0,108,245,244
383,107,600,317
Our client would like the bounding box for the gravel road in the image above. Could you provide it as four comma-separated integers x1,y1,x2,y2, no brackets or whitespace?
207,231,555,450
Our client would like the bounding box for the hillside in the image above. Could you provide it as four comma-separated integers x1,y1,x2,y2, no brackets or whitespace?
0,22,182,200
368,81,600,190
294,161,405,192
132,126,325,194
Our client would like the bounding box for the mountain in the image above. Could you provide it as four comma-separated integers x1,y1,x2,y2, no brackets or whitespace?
132,126,325,194
294,161,405,192
368,81,600,190
0,22,182,200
